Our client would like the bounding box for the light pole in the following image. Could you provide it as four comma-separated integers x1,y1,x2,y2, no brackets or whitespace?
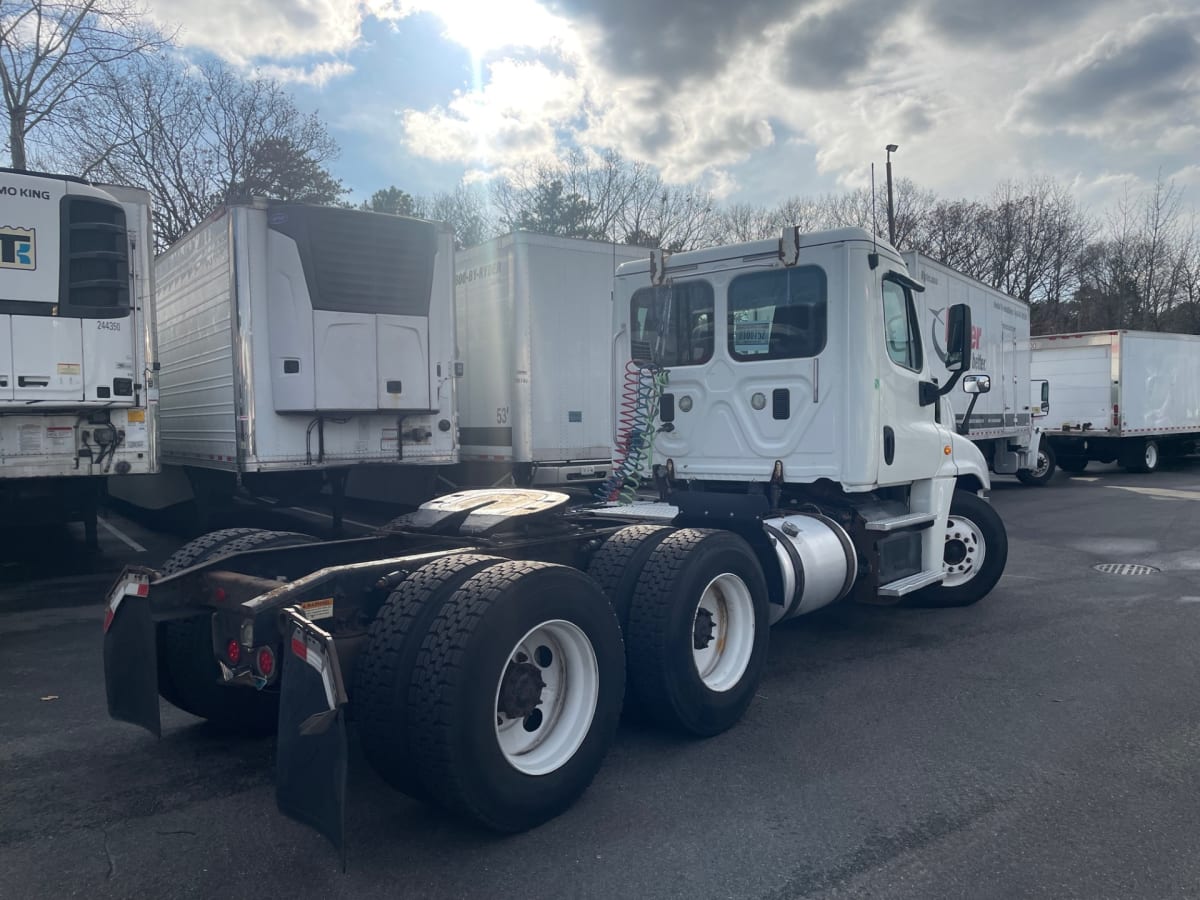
885,143,898,246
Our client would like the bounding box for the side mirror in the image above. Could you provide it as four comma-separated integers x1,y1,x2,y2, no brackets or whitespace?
945,303,972,373
963,373,991,395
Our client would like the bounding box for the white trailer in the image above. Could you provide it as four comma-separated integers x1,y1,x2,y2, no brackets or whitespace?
1030,329,1200,474
902,250,1053,485
452,232,648,488
0,169,158,545
109,200,456,526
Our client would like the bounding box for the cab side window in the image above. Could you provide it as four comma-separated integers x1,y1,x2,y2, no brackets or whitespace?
882,279,923,371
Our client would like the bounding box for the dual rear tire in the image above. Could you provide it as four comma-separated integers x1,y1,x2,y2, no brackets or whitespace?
355,557,625,832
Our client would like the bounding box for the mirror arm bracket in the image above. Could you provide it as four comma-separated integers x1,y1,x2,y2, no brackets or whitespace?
958,393,981,435
937,369,965,398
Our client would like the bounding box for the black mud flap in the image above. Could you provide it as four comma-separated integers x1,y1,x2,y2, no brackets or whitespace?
102,570,161,737
276,608,349,869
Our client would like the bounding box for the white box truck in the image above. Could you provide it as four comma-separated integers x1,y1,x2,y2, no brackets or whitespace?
108,200,457,526
451,232,648,488
104,226,1006,857
903,250,1053,485
0,168,159,546
1030,330,1200,474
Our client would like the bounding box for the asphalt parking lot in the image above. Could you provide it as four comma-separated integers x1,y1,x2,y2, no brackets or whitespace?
6,465,1200,899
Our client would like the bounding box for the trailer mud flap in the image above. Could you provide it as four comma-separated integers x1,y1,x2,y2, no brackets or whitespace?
276,608,349,868
102,570,161,737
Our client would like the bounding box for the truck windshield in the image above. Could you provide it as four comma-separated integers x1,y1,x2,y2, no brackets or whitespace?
630,280,714,366
728,266,827,361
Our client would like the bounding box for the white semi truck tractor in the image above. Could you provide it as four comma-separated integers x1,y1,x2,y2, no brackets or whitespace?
0,168,158,546
102,226,1006,858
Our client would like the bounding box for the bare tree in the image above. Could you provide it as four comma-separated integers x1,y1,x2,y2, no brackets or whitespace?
415,182,496,249
71,57,344,247
0,0,168,169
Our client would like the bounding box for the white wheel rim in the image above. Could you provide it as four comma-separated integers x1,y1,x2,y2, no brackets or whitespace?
1033,451,1050,478
493,619,599,776
942,515,987,587
1146,443,1158,469
691,573,756,692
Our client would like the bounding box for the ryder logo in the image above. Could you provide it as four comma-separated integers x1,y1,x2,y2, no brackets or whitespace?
0,227,35,270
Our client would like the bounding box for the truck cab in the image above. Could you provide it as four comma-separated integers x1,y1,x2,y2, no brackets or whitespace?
611,227,1003,612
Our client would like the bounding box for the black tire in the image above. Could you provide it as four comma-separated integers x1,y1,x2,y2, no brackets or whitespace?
355,553,506,798
156,529,317,734
911,491,1008,608
408,561,624,832
1016,443,1057,486
625,528,769,737
1058,455,1088,473
1122,440,1160,474
585,524,675,628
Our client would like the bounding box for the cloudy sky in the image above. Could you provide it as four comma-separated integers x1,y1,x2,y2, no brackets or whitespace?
145,0,1200,211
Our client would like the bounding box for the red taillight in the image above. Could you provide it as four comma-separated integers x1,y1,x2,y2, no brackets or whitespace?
214,587,228,603
256,646,276,678
226,639,241,665
1112,404,1120,427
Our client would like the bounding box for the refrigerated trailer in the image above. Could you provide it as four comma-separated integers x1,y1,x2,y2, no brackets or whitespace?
902,251,1053,485
0,169,158,545
108,201,457,526
451,232,648,488
103,226,1007,858
1030,329,1200,473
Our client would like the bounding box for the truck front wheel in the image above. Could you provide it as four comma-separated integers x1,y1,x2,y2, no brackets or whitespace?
407,561,624,832
913,491,1008,608
625,529,769,736
1016,443,1056,486
156,529,318,734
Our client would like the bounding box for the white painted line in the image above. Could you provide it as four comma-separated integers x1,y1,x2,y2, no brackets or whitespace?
97,516,147,553
1072,476,1100,482
292,507,379,531
1108,485,1200,501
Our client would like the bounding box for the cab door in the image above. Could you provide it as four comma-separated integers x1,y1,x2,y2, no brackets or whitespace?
876,275,949,485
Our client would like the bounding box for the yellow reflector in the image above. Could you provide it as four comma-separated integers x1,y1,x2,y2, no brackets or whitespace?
943,445,952,455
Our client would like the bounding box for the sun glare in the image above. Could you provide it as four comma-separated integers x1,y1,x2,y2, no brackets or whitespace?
415,0,572,56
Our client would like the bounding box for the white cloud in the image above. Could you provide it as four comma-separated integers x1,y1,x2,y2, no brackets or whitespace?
401,59,586,167
150,0,365,62
253,61,356,87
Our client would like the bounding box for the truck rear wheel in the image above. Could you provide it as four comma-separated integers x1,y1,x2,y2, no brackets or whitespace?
585,524,675,628
408,561,624,832
625,529,769,737
1016,443,1056,486
1122,440,1160,473
1058,455,1088,473
912,491,1007,608
157,529,318,734
355,553,505,798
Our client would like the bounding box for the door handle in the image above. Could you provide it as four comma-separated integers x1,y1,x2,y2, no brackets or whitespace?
18,376,50,387
883,426,895,465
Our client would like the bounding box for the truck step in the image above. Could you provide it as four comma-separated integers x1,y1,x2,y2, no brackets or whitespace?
865,512,937,532
878,569,944,597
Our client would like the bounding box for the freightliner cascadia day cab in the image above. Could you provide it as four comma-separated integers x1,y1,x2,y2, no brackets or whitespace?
102,226,1007,859
1030,329,1200,474
902,250,1054,485
108,200,457,528
0,168,159,546
451,232,649,489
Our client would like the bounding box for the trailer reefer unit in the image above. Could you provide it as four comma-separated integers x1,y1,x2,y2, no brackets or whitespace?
1030,330,1200,473
103,226,1006,859
0,169,158,545
902,250,1052,485
453,232,648,487
111,201,457,521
